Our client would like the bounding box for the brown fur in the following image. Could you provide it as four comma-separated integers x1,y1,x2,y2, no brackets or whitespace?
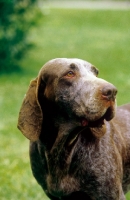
18,58,130,200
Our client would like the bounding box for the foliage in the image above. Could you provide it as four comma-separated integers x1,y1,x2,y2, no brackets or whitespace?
0,0,42,73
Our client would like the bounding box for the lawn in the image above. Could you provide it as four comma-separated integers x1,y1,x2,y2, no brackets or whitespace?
0,8,130,200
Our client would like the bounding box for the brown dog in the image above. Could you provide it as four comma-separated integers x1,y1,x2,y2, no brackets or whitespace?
18,58,130,200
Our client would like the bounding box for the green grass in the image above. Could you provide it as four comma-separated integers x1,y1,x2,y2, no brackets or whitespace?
0,8,130,199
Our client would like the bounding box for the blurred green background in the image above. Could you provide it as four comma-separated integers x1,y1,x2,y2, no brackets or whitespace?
0,0,130,199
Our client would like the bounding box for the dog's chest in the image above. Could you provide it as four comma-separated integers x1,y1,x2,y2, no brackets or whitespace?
46,173,80,197
44,139,121,197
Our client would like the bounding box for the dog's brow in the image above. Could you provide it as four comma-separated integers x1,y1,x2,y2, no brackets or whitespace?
91,66,99,76
69,63,79,71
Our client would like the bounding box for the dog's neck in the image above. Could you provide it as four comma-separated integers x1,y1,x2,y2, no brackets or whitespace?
39,117,98,182
40,111,97,151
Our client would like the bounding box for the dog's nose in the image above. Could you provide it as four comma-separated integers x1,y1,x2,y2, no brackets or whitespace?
101,84,117,101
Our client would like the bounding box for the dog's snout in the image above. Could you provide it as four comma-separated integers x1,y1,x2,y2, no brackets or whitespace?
101,85,117,101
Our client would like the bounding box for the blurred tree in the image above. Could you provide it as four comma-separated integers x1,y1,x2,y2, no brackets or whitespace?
0,0,42,73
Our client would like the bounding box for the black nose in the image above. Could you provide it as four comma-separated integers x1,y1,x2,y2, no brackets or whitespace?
101,84,117,101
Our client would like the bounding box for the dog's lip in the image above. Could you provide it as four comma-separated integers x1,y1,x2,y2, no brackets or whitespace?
88,116,105,128
104,106,115,121
81,107,114,128
81,118,89,127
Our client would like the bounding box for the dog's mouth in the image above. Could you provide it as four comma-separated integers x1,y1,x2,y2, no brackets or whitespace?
81,106,115,128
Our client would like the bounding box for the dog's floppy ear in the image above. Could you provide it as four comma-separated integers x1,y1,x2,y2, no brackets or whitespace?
17,78,43,141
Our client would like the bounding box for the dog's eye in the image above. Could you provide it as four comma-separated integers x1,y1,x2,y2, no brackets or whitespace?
65,71,75,78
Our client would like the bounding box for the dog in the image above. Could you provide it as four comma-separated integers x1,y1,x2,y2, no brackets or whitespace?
18,58,130,200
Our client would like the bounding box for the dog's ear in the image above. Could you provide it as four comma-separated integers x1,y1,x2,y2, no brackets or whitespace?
17,78,43,141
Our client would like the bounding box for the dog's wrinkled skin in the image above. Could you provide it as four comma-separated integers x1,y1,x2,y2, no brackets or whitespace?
18,58,130,200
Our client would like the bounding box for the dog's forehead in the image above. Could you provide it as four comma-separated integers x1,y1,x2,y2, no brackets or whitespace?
40,58,93,76
49,58,91,68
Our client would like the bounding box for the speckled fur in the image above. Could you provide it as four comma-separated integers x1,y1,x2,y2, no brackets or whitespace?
18,58,130,200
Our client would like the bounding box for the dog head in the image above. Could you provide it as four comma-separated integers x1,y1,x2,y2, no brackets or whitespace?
18,58,117,141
